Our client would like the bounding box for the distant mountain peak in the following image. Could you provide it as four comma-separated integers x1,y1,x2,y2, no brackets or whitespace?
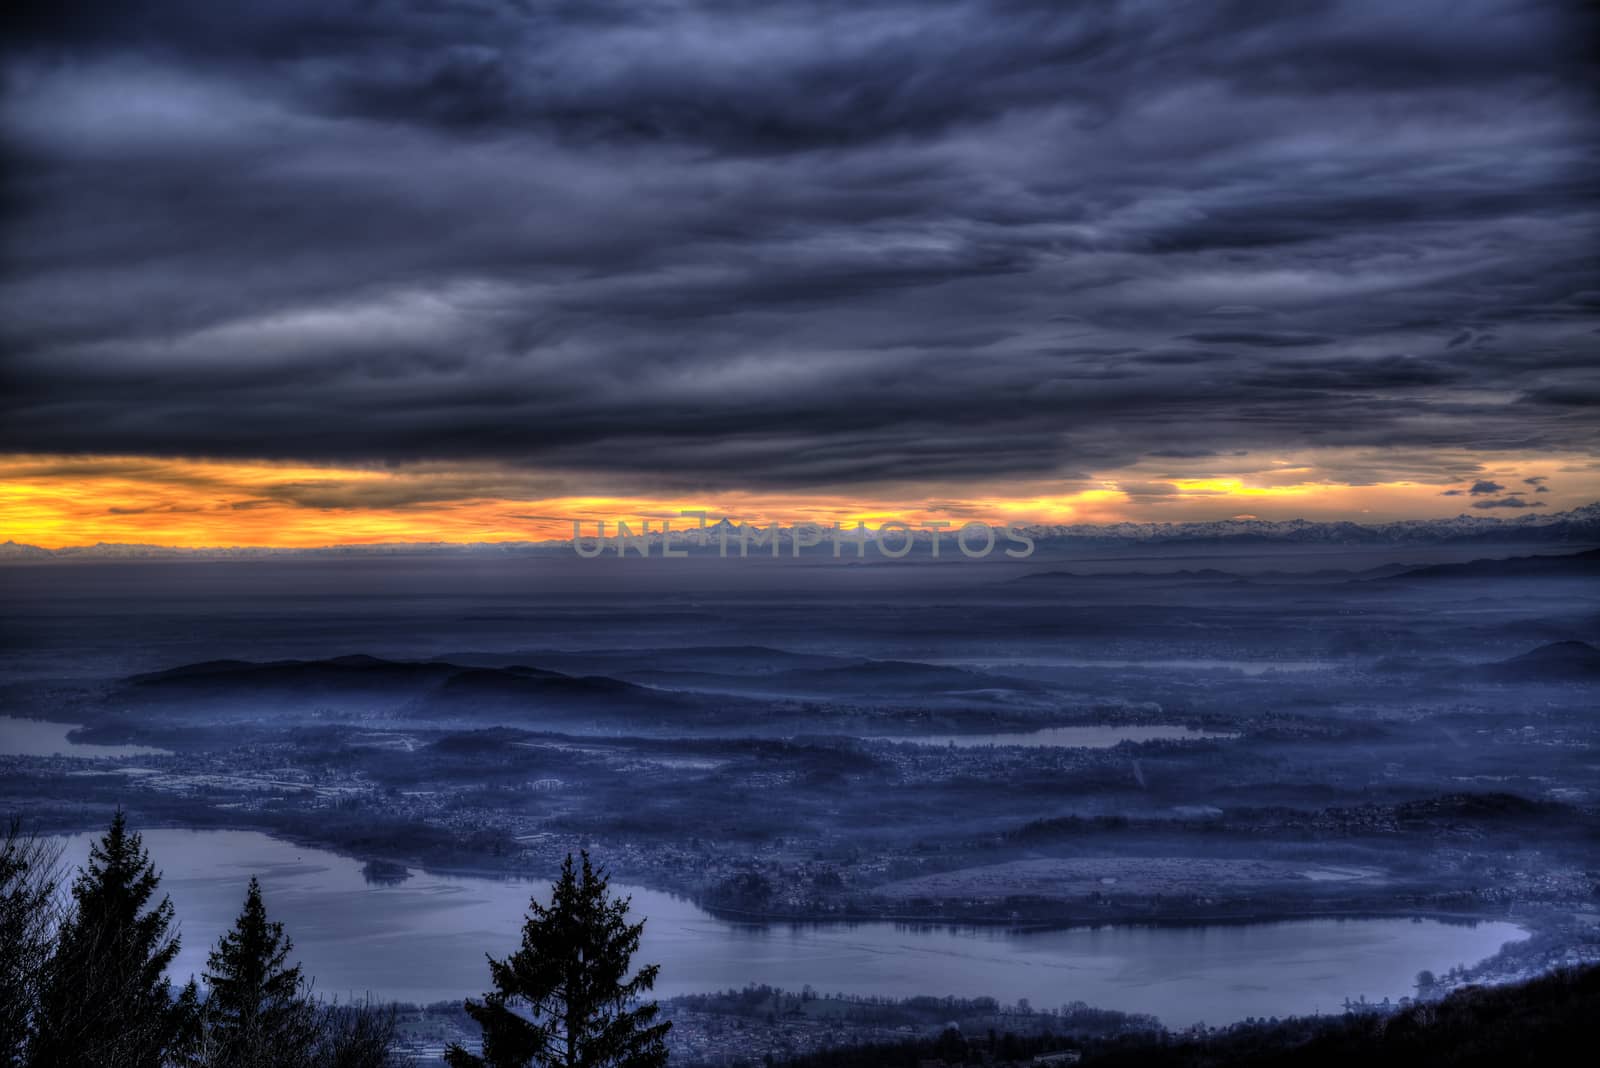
1011,502,1600,548
3,501,1598,558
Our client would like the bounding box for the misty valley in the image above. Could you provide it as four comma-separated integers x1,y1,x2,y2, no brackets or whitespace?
2,540,1596,1064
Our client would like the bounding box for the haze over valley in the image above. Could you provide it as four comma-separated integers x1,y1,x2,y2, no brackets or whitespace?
4,526,1597,1062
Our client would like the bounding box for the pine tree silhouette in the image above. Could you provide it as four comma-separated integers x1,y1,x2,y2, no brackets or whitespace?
199,875,318,1066
446,852,669,1068
31,810,194,1068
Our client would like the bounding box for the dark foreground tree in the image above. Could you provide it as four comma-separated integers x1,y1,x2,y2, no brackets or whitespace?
446,852,669,1068
316,999,408,1068
183,875,408,1068
0,820,60,1066
194,876,320,1066
30,810,195,1068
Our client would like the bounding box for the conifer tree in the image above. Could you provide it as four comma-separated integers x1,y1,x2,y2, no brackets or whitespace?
446,852,669,1068
198,875,319,1067
30,810,192,1068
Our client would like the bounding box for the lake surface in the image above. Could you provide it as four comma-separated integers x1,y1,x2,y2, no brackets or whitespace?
876,725,1235,749
0,716,170,758
931,657,1331,676
55,830,1522,1026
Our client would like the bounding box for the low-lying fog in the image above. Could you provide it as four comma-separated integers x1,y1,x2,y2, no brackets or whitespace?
3,540,1595,1023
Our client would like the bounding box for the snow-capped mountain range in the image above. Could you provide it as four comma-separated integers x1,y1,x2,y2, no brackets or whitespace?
1011,501,1600,547
3,503,1598,559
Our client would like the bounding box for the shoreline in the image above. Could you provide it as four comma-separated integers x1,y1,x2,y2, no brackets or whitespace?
41,814,1539,938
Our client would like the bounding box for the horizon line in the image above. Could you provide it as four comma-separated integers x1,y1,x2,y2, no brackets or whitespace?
3,500,1596,555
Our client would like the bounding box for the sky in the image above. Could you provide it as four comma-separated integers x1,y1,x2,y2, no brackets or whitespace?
2,1,1598,547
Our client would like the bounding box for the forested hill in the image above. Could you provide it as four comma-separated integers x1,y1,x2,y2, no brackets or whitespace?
766,965,1600,1068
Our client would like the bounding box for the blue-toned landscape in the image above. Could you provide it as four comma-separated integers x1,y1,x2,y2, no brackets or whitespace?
3,1,1598,1064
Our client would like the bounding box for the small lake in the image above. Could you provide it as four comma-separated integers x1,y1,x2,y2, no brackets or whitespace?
931,657,1330,677
55,830,1521,1026
875,725,1235,749
0,716,170,758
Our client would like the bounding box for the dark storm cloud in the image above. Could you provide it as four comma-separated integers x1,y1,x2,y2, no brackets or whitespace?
1472,496,1547,509
2,0,1597,492
1178,333,1334,348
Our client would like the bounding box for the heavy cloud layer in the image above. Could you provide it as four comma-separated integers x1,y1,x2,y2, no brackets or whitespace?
2,0,1597,495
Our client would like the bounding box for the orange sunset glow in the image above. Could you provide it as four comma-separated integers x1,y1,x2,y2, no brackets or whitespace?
3,453,1593,549
4,5,1600,1050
